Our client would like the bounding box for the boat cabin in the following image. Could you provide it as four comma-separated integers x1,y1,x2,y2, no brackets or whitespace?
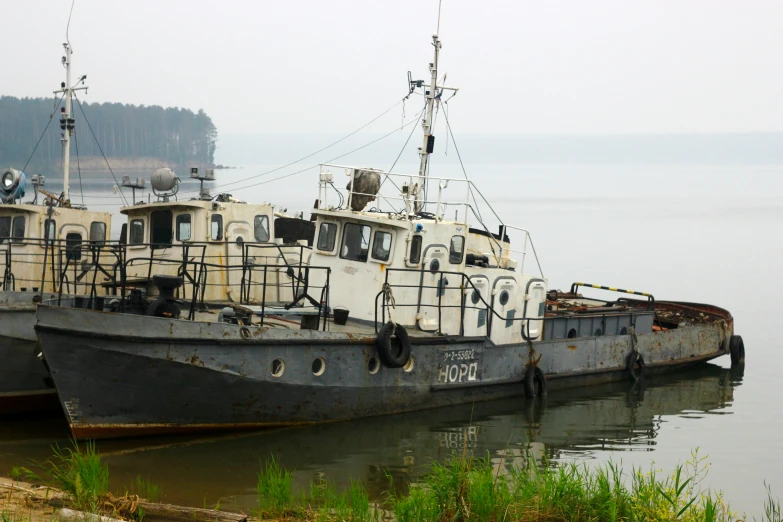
119,187,312,305
308,164,548,343
0,192,112,296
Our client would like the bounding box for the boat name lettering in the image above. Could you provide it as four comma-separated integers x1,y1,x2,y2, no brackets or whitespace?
438,350,479,384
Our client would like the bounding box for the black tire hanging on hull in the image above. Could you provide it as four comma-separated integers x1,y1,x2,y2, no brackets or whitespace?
376,322,411,368
626,351,647,381
524,365,547,398
729,335,745,366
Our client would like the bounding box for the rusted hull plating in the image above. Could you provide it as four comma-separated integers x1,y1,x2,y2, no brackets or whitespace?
35,303,733,439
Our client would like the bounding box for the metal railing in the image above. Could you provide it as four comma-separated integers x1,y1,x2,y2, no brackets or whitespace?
39,239,332,329
375,267,545,339
317,164,544,277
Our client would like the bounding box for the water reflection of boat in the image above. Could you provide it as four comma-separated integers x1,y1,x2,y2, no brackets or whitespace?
0,364,742,510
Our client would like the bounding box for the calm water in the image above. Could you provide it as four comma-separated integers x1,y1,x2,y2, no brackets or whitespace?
3,163,778,517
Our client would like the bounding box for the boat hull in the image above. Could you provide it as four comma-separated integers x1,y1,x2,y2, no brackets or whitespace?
0,335,58,414
0,292,70,414
35,304,733,439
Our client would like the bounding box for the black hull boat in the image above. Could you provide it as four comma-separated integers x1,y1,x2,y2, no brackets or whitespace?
35,296,738,440
34,29,745,440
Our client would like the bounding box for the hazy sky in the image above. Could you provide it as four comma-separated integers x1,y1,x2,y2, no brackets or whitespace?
3,0,782,136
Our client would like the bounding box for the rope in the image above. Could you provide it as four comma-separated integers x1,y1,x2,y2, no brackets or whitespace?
382,282,396,322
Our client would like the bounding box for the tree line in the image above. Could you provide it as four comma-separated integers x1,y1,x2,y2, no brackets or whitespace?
0,96,217,173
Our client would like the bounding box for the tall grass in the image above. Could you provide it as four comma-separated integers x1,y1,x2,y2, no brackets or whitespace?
256,456,295,518
20,441,109,514
254,449,783,522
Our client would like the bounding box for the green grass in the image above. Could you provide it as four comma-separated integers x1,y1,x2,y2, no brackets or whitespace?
256,455,295,518
255,450,783,522
129,474,161,503
19,440,109,514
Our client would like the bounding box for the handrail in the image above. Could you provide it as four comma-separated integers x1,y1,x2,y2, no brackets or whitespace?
569,282,655,311
317,163,545,278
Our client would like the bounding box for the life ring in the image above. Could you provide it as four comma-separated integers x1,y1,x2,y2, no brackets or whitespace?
626,351,646,381
524,365,547,398
376,322,411,368
729,335,745,366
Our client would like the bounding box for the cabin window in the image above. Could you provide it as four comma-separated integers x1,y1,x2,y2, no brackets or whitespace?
129,219,145,245
11,216,25,242
44,219,56,243
254,215,270,242
65,232,82,261
150,210,173,249
89,222,106,244
340,223,370,262
211,214,223,240
176,214,192,241
449,235,465,264
409,235,422,264
0,217,10,243
317,222,337,252
371,230,392,262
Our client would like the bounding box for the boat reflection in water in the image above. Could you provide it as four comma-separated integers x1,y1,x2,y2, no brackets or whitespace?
0,364,742,511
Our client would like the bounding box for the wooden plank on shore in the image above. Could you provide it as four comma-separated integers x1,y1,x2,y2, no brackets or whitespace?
136,501,248,522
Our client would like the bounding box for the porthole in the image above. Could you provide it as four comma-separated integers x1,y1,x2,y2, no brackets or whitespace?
312,357,325,376
429,259,440,273
567,328,577,339
594,328,603,336
271,358,285,377
499,290,509,306
368,357,380,375
620,327,628,335
403,356,415,373
471,289,481,305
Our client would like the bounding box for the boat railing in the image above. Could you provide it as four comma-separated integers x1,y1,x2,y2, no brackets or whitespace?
49,239,331,326
241,242,331,330
569,282,655,311
375,269,653,341
375,267,546,340
0,237,124,295
317,163,544,277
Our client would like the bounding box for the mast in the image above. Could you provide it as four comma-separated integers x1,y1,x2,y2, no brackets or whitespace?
54,42,87,203
413,34,457,213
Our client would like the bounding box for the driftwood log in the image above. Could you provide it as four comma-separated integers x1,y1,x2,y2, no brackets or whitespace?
135,501,248,522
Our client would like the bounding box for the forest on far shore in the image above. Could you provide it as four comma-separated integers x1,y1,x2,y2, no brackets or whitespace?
0,96,217,174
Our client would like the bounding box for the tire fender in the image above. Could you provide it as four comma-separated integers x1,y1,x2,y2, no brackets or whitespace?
376,322,411,368
729,335,745,366
524,365,547,398
626,351,646,381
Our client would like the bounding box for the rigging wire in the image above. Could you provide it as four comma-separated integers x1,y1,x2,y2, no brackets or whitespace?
65,0,76,48
21,93,65,173
72,93,129,206
210,112,424,194
73,128,84,205
209,98,405,191
388,103,424,172
441,101,498,259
